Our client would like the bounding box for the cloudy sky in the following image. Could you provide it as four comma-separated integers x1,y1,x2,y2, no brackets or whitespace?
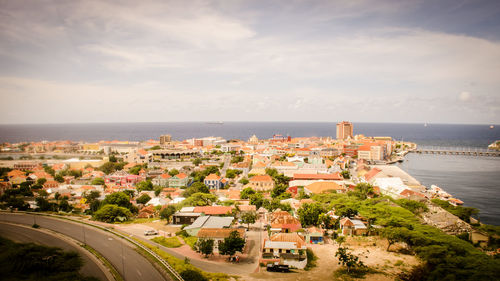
0,0,499,124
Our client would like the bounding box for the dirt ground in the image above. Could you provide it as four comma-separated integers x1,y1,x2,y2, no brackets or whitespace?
240,236,419,281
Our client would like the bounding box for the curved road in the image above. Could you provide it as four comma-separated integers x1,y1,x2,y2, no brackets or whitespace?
0,222,108,281
0,213,168,281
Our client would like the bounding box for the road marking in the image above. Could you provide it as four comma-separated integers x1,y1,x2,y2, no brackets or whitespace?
136,269,142,276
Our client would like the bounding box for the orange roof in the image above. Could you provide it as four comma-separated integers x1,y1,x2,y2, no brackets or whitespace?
305,182,344,194
249,175,273,182
364,168,382,181
197,228,244,239
160,174,171,179
193,206,233,215
175,173,187,179
293,173,343,180
7,170,25,178
204,173,221,180
269,232,305,248
253,161,267,168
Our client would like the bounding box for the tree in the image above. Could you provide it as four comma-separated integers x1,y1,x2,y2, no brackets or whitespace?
109,154,117,162
182,193,218,207
54,174,64,183
249,193,265,209
136,180,153,192
239,178,249,185
335,246,365,273
91,177,105,185
36,178,47,185
93,204,132,222
183,182,209,198
225,169,237,179
298,203,325,226
351,183,375,199
381,227,410,251
218,230,245,258
340,170,351,179
271,184,287,198
241,211,257,230
197,239,215,258
58,198,72,212
336,236,346,246
240,187,256,199
136,194,151,205
160,205,176,222
192,158,202,166
168,169,179,176
128,165,142,175
103,192,132,209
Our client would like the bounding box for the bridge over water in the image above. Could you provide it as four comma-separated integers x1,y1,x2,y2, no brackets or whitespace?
410,146,500,157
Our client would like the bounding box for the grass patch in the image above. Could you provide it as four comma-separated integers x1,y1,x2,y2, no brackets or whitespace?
152,236,182,248
181,236,198,250
132,237,232,281
304,248,318,271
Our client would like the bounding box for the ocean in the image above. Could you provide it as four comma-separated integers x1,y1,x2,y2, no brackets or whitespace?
1,122,499,224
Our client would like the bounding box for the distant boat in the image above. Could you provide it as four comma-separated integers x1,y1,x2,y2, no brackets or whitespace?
206,121,224,125
490,125,494,129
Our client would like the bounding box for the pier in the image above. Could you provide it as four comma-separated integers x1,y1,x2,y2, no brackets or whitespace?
411,146,500,157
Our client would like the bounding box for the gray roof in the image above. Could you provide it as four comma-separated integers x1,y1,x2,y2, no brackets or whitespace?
184,216,210,230
183,215,234,230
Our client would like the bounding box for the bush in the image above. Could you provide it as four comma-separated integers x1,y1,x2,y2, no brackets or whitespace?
92,204,132,223
180,269,207,281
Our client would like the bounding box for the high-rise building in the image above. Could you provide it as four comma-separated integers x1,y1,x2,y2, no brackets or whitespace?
336,121,353,140
159,134,172,145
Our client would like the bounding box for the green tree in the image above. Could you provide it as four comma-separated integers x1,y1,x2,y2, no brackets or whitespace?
136,194,151,205
91,177,105,185
36,178,47,185
168,169,179,176
340,170,351,179
149,145,161,150
240,187,256,199
335,246,365,273
58,198,72,212
218,230,245,258
54,174,64,183
396,199,428,215
225,169,237,179
192,158,202,166
381,227,411,251
197,239,215,258
351,183,375,199
136,180,153,192
183,182,209,198
249,193,265,209
239,178,249,185
241,211,257,230
103,192,132,209
128,165,142,175
160,205,177,222
93,204,132,222
182,193,218,207
298,203,325,226
271,184,288,198
109,154,117,162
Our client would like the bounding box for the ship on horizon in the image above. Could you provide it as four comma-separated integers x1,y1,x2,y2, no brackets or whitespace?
206,121,224,125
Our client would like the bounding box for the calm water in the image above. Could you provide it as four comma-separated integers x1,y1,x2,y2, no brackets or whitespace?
397,154,500,225
1,122,499,224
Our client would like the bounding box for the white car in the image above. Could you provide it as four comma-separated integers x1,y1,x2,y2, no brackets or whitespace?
144,230,158,236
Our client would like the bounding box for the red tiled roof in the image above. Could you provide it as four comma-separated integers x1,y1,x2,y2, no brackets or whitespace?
364,168,382,181
293,173,343,180
204,173,220,180
249,175,273,182
193,206,233,215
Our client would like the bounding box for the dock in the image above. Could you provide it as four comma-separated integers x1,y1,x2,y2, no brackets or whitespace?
410,147,500,157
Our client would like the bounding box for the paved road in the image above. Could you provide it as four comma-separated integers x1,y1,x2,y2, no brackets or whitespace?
0,213,168,281
0,222,108,281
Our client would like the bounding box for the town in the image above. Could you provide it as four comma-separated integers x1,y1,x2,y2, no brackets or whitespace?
0,121,499,281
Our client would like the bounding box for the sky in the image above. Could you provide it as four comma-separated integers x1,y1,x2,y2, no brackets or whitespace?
0,0,499,124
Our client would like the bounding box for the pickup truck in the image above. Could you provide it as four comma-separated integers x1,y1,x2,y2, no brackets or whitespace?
266,263,290,272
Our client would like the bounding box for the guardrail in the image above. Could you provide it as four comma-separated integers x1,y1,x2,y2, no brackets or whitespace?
4,211,184,281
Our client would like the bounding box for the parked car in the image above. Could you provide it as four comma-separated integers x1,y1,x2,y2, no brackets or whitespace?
266,263,290,272
144,229,158,236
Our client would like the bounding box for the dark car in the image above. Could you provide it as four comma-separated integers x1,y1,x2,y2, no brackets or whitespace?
266,263,290,272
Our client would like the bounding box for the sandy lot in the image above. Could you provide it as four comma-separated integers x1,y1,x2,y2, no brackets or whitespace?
240,236,419,281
